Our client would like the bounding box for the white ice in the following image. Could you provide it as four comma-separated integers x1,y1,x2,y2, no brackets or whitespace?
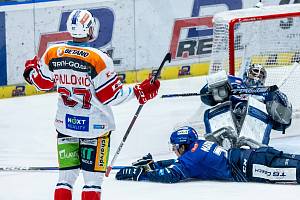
0,76,300,200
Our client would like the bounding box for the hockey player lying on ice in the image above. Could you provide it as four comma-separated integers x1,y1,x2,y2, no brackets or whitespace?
115,126,300,184
199,64,292,149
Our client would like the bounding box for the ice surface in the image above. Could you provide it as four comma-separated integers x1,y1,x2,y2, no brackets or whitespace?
0,76,299,200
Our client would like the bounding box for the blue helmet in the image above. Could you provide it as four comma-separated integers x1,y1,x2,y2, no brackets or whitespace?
170,126,198,145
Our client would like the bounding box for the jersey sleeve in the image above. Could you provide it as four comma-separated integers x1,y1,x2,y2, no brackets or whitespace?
139,160,190,183
92,53,135,105
29,51,55,91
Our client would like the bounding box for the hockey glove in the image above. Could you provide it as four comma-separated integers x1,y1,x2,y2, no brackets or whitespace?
115,166,143,181
204,126,238,150
23,56,40,85
265,90,292,125
132,153,155,172
207,70,230,103
133,78,160,104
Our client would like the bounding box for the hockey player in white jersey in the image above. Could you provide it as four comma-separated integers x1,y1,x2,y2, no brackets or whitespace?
200,64,292,149
23,10,160,200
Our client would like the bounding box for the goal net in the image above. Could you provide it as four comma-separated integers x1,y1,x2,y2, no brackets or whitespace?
176,4,300,138
210,4,300,116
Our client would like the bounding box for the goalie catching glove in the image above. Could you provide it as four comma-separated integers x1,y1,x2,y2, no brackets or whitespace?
23,56,40,85
133,78,160,104
265,87,292,125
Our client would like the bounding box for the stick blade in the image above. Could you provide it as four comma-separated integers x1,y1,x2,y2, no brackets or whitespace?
164,52,172,63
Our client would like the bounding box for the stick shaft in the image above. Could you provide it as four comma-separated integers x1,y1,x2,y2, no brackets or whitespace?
105,53,171,177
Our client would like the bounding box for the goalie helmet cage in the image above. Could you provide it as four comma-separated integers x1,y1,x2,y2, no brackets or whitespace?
209,4,300,115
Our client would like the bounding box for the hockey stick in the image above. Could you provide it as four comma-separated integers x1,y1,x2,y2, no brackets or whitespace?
161,92,201,98
0,166,126,172
161,86,274,98
161,62,300,99
105,53,172,177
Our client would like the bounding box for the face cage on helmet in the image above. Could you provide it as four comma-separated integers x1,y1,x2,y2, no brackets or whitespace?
246,67,266,86
168,142,180,152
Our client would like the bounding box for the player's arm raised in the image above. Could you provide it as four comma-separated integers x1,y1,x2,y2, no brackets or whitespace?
92,53,160,106
23,55,55,91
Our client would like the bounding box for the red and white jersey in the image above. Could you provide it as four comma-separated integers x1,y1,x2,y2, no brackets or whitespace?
29,41,135,138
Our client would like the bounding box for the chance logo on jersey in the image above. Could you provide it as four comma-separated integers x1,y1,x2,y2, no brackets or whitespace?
65,114,89,132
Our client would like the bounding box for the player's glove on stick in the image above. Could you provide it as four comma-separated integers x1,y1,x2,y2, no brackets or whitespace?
23,56,40,85
133,78,160,104
115,166,143,181
132,153,155,172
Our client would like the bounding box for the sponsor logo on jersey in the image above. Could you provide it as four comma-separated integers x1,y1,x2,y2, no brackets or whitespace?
57,47,65,57
52,59,89,71
93,124,105,129
55,118,64,124
65,114,89,132
64,48,90,57
59,149,80,160
81,147,95,165
95,136,109,172
98,139,107,167
56,47,90,58
80,138,97,146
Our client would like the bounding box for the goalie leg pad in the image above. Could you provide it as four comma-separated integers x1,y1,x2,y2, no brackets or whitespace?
204,101,237,136
239,97,272,145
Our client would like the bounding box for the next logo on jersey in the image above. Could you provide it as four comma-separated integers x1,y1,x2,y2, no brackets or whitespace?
65,114,89,132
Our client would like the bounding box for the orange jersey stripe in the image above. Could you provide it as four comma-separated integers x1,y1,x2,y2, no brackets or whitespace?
44,45,106,74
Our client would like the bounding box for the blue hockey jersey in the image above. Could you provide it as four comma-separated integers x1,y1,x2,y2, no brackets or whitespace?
139,139,233,183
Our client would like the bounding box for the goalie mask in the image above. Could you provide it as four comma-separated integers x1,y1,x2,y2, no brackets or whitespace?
243,64,267,87
66,9,99,40
170,126,198,154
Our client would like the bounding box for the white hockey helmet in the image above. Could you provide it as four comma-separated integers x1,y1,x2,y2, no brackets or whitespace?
66,9,97,39
243,64,267,87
